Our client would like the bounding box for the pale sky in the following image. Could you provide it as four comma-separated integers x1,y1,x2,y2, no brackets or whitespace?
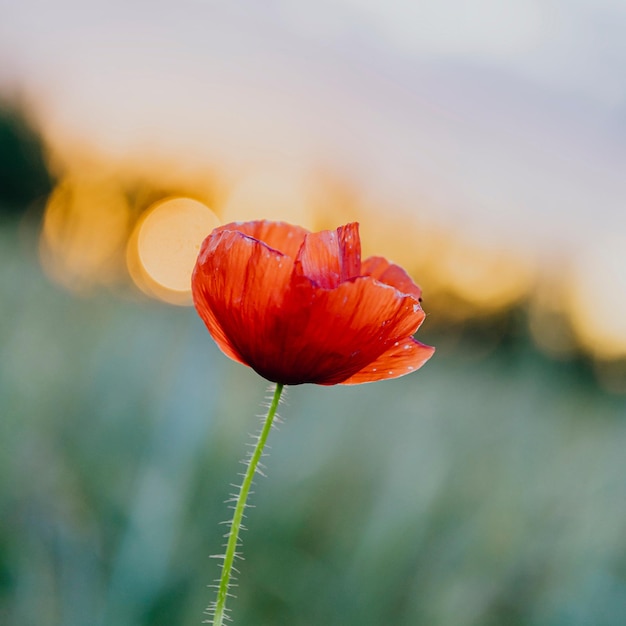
1,0,626,258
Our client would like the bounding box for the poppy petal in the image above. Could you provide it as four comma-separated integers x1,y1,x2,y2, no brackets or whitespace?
293,222,361,288
265,276,426,385
192,228,295,368
213,220,308,259
337,222,361,280
339,337,435,384
361,256,423,300
192,220,434,386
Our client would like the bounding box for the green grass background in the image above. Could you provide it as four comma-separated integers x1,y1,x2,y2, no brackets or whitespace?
2,223,626,626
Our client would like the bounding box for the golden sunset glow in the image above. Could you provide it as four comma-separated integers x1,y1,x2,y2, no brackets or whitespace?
36,158,626,367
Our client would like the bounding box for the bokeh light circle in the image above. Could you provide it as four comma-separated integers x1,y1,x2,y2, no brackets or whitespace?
129,197,220,304
566,234,626,359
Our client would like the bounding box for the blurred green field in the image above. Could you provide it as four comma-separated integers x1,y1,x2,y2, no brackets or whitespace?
2,223,626,626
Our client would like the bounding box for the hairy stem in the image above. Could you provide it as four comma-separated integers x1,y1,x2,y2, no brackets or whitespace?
211,383,284,626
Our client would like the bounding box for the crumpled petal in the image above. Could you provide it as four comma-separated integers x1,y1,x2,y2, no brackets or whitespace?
293,222,361,288
340,337,435,384
213,220,308,258
192,220,434,386
361,256,423,301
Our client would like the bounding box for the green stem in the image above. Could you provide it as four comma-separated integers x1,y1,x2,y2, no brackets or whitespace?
211,383,284,626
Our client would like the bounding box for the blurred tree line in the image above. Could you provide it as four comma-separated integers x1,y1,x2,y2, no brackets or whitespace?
0,100,53,219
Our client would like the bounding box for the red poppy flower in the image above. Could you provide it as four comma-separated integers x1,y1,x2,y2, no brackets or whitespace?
192,220,434,385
